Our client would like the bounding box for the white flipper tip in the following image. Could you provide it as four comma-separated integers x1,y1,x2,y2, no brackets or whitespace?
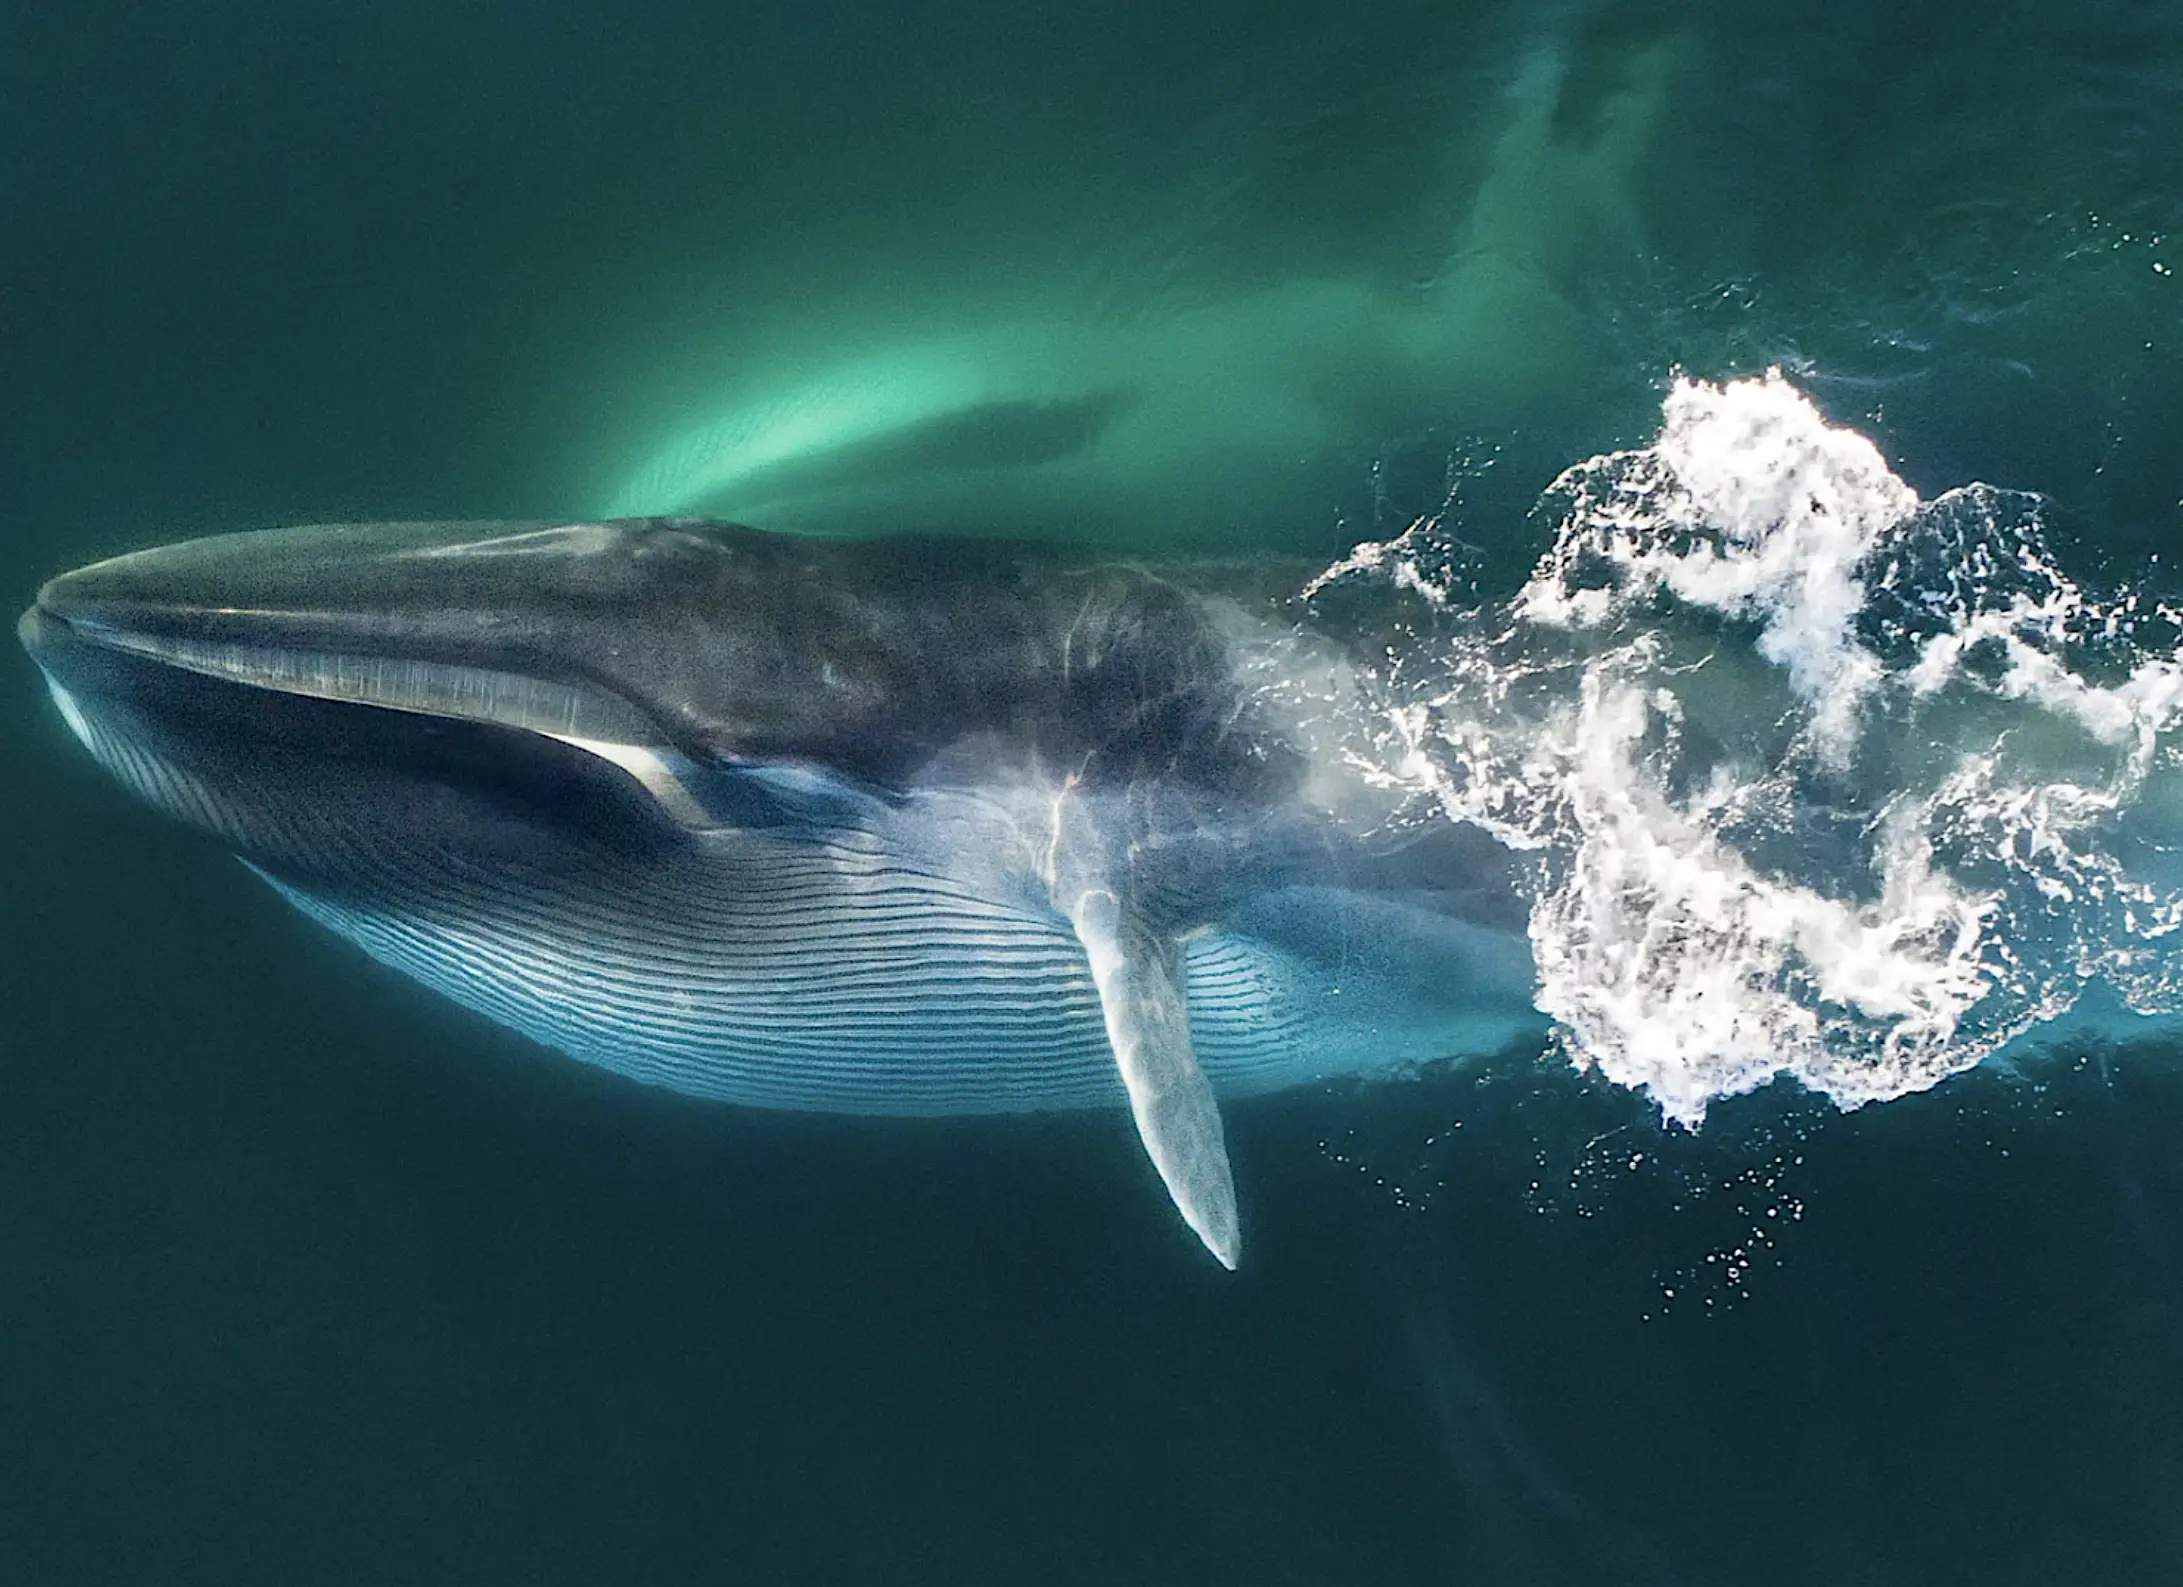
1195,1210,1241,1271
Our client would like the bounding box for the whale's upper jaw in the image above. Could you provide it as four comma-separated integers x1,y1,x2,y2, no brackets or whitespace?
24,520,756,761
26,523,852,816
22,517,1308,807
24,522,678,767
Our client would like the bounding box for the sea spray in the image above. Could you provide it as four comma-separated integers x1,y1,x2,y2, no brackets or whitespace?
1303,371,2183,1122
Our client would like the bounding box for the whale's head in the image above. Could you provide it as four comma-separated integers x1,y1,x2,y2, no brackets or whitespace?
21,518,1302,882
23,521,853,872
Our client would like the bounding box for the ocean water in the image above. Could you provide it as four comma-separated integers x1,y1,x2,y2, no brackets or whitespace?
4,2,2182,1583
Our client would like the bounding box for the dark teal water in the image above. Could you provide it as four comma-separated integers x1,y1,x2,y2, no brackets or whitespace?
5,3,2183,1581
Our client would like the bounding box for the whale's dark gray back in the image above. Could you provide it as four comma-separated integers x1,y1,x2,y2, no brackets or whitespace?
558,524,1311,801
33,518,1311,804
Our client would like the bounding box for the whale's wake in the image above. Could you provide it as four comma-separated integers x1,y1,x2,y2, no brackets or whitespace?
1306,372,2183,1122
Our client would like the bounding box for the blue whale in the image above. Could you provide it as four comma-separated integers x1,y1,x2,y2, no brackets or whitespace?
21,519,1541,1264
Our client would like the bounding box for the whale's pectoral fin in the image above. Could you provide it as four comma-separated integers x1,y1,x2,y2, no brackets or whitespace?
1064,886,1240,1270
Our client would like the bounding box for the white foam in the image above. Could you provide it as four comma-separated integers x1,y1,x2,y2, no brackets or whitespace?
1516,370,1917,766
1311,371,2183,1122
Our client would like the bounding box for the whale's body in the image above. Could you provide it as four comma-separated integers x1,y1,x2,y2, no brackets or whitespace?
22,520,1539,1264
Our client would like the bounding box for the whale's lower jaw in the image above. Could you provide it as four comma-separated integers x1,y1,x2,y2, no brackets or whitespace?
253,835,1532,1118
34,638,1530,1121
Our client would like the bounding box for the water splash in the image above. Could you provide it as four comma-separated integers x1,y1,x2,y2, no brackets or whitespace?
1307,371,2183,1124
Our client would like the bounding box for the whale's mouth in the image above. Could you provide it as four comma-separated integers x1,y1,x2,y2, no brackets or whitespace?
16,523,879,838
29,593,742,840
24,520,662,736
28,601,657,739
